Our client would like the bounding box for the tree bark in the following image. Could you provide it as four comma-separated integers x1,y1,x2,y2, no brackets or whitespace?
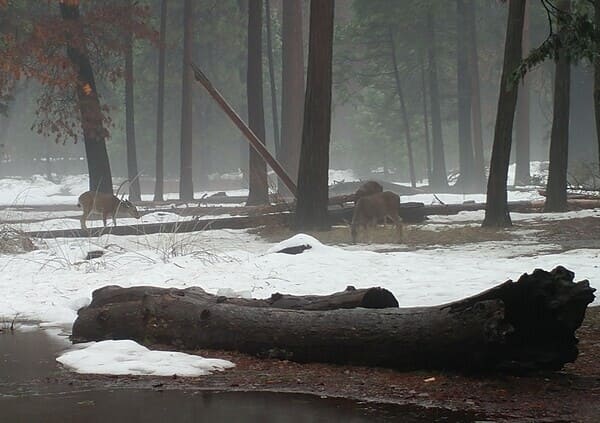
456,0,476,193
545,0,571,213
419,49,432,183
389,31,416,188
279,0,304,197
482,0,526,227
515,0,531,186
179,0,194,201
125,1,141,201
295,0,334,230
153,0,167,202
60,1,113,195
72,266,595,372
425,9,448,190
596,0,600,173
246,0,269,206
264,0,280,158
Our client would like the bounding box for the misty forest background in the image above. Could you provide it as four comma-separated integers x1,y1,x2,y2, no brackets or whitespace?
0,0,596,195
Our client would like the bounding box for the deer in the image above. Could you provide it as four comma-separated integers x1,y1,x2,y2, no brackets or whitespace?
78,191,140,230
354,180,383,203
351,191,402,244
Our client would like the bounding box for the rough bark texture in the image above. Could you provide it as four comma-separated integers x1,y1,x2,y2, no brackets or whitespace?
60,2,113,195
179,0,194,201
390,32,416,188
124,2,141,202
544,0,571,213
425,10,448,190
456,0,476,193
246,0,269,206
153,0,167,202
419,50,432,183
72,267,595,372
295,0,334,230
264,0,280,158
279,0,304,196
482,0,525,227
514,0,531,186
596,0,600,173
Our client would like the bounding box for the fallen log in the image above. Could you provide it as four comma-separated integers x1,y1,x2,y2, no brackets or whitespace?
72,266,595,372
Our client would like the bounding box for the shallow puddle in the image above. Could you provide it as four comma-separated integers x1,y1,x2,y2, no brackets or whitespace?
1,329,483,422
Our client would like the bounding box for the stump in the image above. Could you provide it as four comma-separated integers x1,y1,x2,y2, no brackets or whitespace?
72,266,595,372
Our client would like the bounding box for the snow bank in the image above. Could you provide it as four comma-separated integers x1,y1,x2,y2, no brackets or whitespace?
56,340,234,376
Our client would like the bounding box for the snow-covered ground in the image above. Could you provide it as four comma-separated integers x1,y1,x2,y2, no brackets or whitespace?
1,167,598,377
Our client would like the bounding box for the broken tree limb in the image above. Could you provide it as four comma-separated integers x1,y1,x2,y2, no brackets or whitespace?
72,266,595,372
190,62,297,197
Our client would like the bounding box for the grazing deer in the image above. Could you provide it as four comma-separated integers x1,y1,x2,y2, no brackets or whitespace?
354,180,383,203
351,191,402,243
78,191,140,230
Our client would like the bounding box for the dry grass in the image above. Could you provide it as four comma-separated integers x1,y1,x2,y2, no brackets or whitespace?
251,223,512,248
0,225,36,254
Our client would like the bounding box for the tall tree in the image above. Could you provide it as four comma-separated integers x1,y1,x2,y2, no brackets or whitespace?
466,0,485,191
179,0,193,201
420,49,432,183
425,8,448,190
246,0,269,206
389,30,416,188
545,0,571,212
456,0,476,192
124,0,141,201
59,0,113,195
264,0,280,157
295,0,334,230
280,0,304,195
153,0,167,202
482,0,526,227
515,0,531,186
595,0,600,173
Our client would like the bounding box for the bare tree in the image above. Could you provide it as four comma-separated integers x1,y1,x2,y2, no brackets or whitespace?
153,0,167,202
179,0,193,201
125,0,141,201
515,0,531,186
295,0,334,230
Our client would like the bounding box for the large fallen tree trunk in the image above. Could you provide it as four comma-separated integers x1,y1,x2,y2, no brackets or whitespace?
72,266,595,372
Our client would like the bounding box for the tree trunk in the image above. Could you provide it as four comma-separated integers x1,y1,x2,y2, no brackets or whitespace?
72,266,595,372
482,0,526,227
179,0,194,201
466,0,485,191
279,0,304,197
125,2,141,201
425,9,448,190
295,0,334,230
264,0,280,158
246,0,269,206
514,0,531,186
153,0,167,202
60,2,113,195
419,49,432,183
545,0,571,213
456,0,476,193
595,0,600,173
389,31,416,188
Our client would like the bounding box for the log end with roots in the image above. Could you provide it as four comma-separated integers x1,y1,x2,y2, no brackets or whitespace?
72,266,595,372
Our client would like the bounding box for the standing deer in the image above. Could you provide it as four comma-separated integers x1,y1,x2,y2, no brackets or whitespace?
351,191,402,243
354,180,383,203
78,191,140,230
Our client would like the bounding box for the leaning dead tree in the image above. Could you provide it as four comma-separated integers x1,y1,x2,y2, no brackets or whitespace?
72,266,594,372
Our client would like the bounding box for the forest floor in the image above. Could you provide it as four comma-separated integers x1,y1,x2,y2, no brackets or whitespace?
52,217,600,423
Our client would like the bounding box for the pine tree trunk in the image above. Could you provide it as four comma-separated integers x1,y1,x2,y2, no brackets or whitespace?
153,0,167,202
545,0,571,213
515,0,531,186
246,0,269,206
389,31,416,188
466,0,485,191
295,0,334,230
595,0,600,173
125,2,141,201
264,0,280,157
482,0,526,227
425,10,448,190
60,2,113,195
279,0,304,197
179,0,194,201
456,0,475,193
419,49,432,183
